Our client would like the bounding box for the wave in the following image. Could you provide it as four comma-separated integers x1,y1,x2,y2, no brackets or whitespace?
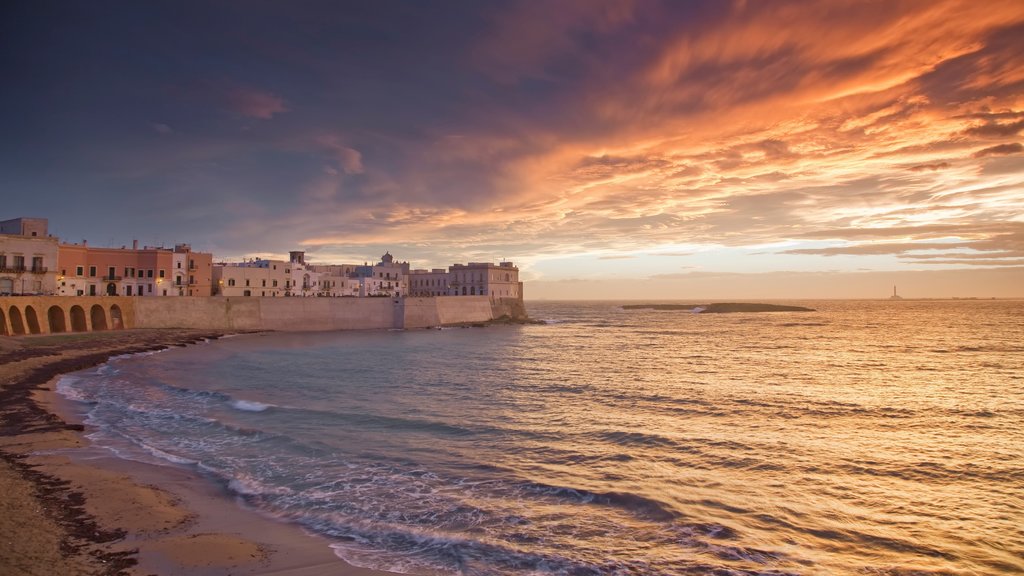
230,399,275,412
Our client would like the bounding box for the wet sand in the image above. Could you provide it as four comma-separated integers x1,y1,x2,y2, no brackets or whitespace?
0,330,395,576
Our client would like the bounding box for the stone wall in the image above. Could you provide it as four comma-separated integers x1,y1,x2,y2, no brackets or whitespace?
0,295,528,335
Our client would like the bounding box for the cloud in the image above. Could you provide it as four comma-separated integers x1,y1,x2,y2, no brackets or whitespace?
908,162,951,171
226,87,288,119
963,119,1024,137
972,143,1023,158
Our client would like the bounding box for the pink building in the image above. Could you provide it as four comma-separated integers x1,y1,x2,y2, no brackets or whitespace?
58,241,213,297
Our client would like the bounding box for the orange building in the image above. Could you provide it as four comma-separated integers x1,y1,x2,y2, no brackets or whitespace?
57,241,213,297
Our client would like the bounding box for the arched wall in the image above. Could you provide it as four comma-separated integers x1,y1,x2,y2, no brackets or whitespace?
9,306,25,335
90,305,108,331
47,305,67,333
24,306,41,334
110,304,124,330
70,305,87,332
0,297,136,336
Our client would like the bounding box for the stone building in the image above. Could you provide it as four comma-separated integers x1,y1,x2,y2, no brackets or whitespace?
409,261,521,299
0,217,59,295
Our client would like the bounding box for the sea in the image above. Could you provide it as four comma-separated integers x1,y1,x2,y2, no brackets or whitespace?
56,300,1024,575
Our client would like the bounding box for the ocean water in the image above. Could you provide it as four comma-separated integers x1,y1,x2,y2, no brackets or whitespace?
57,300,1024,575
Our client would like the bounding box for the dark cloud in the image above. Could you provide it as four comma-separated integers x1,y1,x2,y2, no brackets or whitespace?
909,162,951,171
973,143,1024,158
963,119,1024,137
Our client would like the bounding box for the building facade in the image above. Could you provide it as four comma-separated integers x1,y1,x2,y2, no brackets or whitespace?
0,218,59,295
57,241,213,297
213,258,290,297
409,261,520,299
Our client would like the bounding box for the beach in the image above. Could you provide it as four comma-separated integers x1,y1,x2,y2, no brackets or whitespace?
0,329,392,576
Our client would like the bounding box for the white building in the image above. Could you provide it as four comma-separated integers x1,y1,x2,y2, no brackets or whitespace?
213,258,290,297
0,217,59,295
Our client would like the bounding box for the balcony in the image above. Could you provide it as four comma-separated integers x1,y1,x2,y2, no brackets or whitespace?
102,275,123,281
0,266,49,274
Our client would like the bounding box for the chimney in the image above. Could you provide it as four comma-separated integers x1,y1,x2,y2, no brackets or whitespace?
133,239,138,250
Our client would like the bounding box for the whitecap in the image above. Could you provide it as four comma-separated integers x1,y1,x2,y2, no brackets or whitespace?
231,399,274,412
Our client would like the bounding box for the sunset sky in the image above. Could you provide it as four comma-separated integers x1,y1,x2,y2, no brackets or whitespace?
3,0,1023,298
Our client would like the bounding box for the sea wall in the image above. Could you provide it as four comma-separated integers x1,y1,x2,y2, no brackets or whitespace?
0,295,526,335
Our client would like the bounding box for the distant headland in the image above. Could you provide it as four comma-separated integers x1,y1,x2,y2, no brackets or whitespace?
622,303,815,313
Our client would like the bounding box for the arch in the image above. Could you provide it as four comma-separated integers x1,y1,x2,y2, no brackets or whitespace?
47,305,67,333
9,306,25,335
70,305,87,332
110,304,124,330
0,307,6,336
106,282,117,296
90,305,108,331
24,306,41,334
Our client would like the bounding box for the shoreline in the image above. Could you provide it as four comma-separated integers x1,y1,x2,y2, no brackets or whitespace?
0,329,396,576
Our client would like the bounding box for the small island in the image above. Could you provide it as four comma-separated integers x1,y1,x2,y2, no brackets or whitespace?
622,303,815,313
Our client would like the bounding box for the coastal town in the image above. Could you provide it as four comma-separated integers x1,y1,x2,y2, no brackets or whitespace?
0,216,521,301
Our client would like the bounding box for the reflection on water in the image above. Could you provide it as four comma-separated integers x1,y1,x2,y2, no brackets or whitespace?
60,300,1024,574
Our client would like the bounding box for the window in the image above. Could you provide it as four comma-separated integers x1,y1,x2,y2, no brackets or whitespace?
177,262,181,269
76,266,84,276
272,280,278,287
13,255,24,269
245,279,250,287
108,266,116,279
261,279,266,287
148,284,153,293
90,266,97,277
32,257,43,272
0,255,6,268
189,259,195,269
159,269,165,278
228,278,236,287
147,269,153,278
89,285,96,296
243,290,251,297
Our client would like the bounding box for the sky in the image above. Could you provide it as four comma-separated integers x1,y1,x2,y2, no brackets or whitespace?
2,0,1023,299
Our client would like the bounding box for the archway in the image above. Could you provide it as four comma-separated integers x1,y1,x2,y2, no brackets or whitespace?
0,307,7,336
24,306,41,334
70,305,87,332
90,305,108,331
110,304,124,330
9,307,25,335
106,283,117,296
47,305,67,333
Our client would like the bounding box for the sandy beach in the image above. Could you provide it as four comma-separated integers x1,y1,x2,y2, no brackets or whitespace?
0,330,394,576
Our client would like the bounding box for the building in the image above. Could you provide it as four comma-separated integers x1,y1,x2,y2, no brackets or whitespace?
213,258,290,297
57,241,213,297
0,217,59,295
408,268,452,297
409,261,521,299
